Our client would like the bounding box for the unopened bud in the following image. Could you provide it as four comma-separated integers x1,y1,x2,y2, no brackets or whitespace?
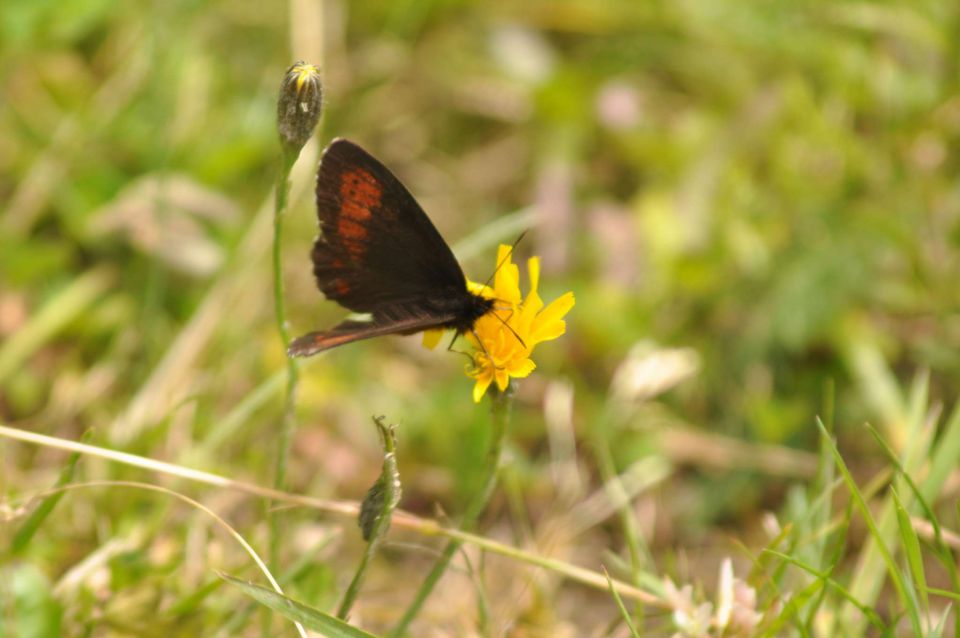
359,417,401,542
276,61,323,157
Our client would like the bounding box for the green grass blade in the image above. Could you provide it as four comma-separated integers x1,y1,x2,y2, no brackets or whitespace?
927,588,960,603
928,604,953,638
868,411,960,607
891,489,928,616
603,567,640,638
816,419,923,636
865,423,940,538
745,522,792,574
166,578,224,619
219,573,377,637
763,578,819,638
804,502,853,631
922,400,960,503
845,377,933,632
10,435,87,554
763,549,884,630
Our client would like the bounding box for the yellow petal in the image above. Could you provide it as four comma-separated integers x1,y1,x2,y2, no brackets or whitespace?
422,328,444,350
530,292,575,343
493,244,521,304
516,297,539,337
494,366,510,391
473,373,493,403
523,257,543,310
527,256,540,293
508,358,536,378
532,319,566,343
541,291,575,322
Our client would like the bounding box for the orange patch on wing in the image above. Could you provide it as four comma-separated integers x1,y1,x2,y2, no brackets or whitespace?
337,218,367,241
340,168,381,211
308,331,359,351
336,168,382,255
333,278,350,296
337,167,383,252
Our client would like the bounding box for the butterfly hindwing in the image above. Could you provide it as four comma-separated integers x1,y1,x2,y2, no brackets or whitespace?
287,306,458,357
311,139,467,314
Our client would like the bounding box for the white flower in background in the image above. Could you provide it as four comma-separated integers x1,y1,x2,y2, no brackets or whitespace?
664,578,713,638
665,558,763,637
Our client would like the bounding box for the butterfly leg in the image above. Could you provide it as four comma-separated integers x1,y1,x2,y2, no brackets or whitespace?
440,330,477,365
470,328,493,360
445,331,459,352
469,328,510,376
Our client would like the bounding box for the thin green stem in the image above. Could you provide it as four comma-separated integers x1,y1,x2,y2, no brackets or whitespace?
337,544,375,619
591,403,651,631
390,387,513,637
593,404,650,579
269,151,300,573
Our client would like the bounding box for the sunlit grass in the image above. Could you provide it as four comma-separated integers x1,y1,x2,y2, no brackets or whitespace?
2,0,959,635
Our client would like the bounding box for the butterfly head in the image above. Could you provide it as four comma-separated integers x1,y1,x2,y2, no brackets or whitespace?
447,289,496,335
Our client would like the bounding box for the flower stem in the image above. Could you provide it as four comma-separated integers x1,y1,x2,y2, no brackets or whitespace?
269,150,300,573
593,404,651,580
390,386,513,637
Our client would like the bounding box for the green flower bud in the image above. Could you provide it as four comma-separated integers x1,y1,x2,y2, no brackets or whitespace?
359,417,401,541
276,61,323,157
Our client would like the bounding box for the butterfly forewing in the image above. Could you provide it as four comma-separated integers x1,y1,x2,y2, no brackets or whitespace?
288,138,494,357
312,139,467,312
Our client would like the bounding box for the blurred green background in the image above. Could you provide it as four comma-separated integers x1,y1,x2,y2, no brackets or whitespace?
2,0,959,634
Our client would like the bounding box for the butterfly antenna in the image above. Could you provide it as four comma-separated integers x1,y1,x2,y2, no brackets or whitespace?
490,310,526,349
480,230,528,291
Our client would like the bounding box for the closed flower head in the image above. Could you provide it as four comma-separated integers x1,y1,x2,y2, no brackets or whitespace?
277,61,323,156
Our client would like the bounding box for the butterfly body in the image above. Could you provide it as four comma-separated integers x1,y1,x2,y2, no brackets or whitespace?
288,138,495,357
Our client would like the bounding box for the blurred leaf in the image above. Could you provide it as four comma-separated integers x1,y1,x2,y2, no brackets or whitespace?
87,173,239,277
218,573,377,638
0,236,72,286
9,564,62,638
0,267,114,386
766,247,866,351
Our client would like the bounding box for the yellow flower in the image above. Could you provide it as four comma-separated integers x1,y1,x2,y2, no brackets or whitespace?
420,244,574,402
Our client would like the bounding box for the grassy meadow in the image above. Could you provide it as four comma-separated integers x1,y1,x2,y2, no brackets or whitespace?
2,0,960,635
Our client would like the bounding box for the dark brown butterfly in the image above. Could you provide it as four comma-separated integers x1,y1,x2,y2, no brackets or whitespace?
288,138,496,357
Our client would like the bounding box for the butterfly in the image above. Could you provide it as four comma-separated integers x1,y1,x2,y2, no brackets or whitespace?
288,138,498,357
